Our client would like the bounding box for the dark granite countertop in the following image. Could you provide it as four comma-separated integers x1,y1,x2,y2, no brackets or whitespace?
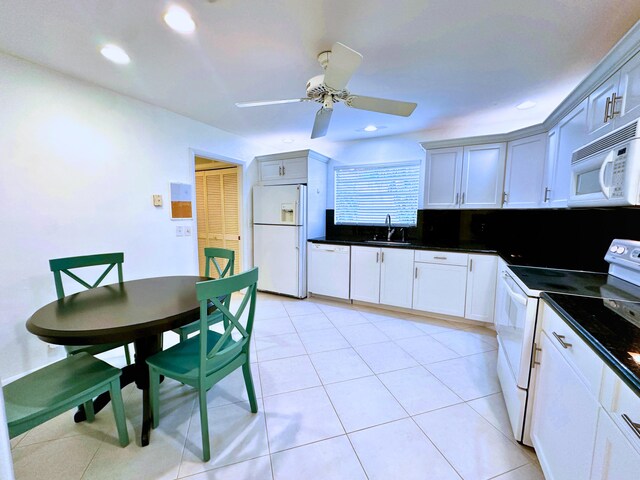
541,292,640,397
308,237,498,255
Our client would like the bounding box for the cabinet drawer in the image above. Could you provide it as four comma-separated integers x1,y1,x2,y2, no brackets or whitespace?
600,368,640,450
414,250,468,266
540,302,604,397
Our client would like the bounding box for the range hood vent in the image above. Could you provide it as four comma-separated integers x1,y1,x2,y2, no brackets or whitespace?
572,120,637,164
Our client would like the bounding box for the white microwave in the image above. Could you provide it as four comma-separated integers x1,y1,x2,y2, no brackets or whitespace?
569,120,640,207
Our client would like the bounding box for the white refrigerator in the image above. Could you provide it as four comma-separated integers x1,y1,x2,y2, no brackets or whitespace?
253,184,307,298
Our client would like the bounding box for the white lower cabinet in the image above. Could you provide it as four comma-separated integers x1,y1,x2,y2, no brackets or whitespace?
590,408,640,479
413,261,467,317
531,330,600,480
531,302,640,480
379,248,414,308
350,246,381,304
464,254,497,323
350,246,414,308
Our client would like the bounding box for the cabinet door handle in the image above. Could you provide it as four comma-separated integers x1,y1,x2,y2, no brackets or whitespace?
434,256,447,260
469,258,473,272
543,187,551,203
503,192,508,205
282,165,285,175
376,252,379,263
455,192,460,205
279,166,283,175
611,92,623,117
415,267,418,279
532,343,542,367
381,251,384,263
622,414,640,439
552,332,572,349
604,95,613,123
461,192,465,204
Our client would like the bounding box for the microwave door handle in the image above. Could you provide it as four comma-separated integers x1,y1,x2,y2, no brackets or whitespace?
502,278,528,306
598,151,615,199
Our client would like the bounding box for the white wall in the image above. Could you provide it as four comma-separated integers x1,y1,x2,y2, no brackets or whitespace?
0,53,268,380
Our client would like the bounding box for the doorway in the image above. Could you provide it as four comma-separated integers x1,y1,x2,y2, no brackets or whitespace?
194,155,242,276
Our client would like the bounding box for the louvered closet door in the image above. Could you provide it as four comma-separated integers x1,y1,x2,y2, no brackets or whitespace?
221,170,240,274
196,169,241,276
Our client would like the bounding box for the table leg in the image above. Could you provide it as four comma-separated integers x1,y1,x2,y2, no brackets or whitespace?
133,334,163,446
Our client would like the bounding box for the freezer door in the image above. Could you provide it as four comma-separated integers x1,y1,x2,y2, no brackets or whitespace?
253,185,306,226
253,224,305,297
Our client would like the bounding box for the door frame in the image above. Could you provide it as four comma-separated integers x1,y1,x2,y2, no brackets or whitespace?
189,148,244,274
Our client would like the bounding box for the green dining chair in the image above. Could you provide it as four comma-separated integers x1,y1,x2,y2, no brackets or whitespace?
147,267,258,462
172,248,235,342
4,352,129,447
49,253,132,365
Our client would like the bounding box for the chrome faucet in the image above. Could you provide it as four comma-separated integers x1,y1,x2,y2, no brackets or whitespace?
385,214,395,241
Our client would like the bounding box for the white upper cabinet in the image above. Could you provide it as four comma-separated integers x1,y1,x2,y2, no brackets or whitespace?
425,143,506,209
616,50,640,127
259,156,308,184
424,147,463,209
503,134,547,208
586,71,621,142
542,98,588,208
586,50,640,142
460,143,507,209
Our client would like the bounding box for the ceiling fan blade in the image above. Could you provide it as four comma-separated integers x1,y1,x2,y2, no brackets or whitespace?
323,42,363,91
235,98,311,108
311,107,333,139
346,95,417,117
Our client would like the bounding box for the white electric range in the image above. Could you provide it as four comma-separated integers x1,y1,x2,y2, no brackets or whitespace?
494,238,640,446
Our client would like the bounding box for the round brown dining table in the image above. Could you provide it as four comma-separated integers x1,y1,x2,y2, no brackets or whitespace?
26,275,208,446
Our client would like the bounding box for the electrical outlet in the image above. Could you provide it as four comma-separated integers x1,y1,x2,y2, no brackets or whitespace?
176,226,184,237
152,194,163,207
184,226,192,236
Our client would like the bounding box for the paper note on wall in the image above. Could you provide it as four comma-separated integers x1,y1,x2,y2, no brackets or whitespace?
170,183,193,219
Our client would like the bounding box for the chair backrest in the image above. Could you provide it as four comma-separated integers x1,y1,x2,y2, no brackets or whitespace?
204,247,235,278
195,267,258,379
49,253,124,299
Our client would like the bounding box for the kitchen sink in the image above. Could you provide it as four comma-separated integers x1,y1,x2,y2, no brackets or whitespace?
364,240,413,246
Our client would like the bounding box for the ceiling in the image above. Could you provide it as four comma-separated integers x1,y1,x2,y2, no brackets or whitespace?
1,0,639,152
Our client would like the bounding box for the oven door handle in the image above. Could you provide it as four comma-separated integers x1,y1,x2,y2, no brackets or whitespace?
598,150,615,199
502,277,528,306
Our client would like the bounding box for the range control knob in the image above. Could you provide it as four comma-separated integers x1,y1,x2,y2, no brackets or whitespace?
610,245,618,252
616,246,627,254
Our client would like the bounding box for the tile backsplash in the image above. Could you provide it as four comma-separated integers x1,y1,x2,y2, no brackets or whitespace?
324,208,640,272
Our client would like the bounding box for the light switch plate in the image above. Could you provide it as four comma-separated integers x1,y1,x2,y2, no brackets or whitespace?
176,226,184,237
152,194,163,207
184,226,192,236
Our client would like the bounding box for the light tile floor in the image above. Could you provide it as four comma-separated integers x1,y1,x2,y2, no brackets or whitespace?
10,293,545,480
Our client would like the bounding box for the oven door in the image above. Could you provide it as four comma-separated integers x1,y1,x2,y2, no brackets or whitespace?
495,269,538,389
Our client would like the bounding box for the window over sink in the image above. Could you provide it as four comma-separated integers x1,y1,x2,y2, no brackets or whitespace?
334,162,420,226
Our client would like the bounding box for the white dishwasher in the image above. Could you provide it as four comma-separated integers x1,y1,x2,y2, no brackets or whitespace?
308,243,351,299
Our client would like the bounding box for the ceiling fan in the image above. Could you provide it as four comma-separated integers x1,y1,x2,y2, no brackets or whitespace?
235,42,418,139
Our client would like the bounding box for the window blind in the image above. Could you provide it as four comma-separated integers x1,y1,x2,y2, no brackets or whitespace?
334,163,420,226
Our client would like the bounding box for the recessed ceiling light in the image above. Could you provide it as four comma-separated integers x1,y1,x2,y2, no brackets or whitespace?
516,100,536,110
164,6,196,34
282,138,294,144
363,125,378,132
100,44,130,64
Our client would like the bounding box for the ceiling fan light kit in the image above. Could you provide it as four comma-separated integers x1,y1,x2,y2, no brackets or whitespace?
235,42,417,139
